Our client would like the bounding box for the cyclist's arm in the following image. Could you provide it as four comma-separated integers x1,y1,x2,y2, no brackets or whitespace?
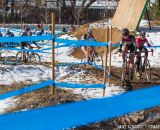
146,40,151,48
33,41,41,49
118,41,124,52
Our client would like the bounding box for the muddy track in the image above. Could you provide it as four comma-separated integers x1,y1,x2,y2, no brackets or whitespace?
110,67,160,90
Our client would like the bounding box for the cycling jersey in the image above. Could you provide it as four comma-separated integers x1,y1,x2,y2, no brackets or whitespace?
120,35,136,52
136,37,150,49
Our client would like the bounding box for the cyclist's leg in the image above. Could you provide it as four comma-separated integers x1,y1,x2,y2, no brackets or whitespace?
89,47,95,62
122,44,129,63
81,46,87,61
129,44,136,73
127,44,135,80
122,44,129,74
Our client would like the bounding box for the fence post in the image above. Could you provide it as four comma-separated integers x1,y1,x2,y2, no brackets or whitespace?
51,13,55,94
108,26,112,87
103,26,109,97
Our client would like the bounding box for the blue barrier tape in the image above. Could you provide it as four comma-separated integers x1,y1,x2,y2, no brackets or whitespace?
91,62,112,78
56,38,108,47
0,85,160,130
0,80,105,101
55,82,105,88
0,47,48,54
55,62,88,66
0,80,54,100
0,35,54,43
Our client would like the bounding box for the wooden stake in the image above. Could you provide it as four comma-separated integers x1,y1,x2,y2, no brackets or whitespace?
51,13,55,94
87,46,90,68
108,26,112,87
103,27,109,97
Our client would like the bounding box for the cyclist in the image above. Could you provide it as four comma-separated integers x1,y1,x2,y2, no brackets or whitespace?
135,31,152,77
81,33,88,61
61,27,67,33
5,30,14,37
88,30,96,62
34,24,44,36
19,25,31,36
119,28,136,76
20,30,40,49
70,25,75,32
4,30,15,47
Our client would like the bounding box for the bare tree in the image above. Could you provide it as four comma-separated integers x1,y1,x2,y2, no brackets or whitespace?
70,0,96,24
2,0,9,24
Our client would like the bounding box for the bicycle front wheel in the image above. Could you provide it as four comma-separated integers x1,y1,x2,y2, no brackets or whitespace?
121,63,127,86
144,59,151,81
94,53,103,66
29,53,41,63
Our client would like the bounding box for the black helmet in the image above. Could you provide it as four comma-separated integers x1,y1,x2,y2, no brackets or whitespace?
122,28,129,36
139,31,146,36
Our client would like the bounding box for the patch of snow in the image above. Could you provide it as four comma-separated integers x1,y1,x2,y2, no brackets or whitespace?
0,97,18,114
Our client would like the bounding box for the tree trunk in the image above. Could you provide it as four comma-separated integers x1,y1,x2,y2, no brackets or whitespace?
11,0,15,23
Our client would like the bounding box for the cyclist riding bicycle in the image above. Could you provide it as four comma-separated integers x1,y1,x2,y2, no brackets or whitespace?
81,33,88,61
5,30,14,37
19,25,31,36
34,24,44,36
20,30,40,49
135,31,152,77
4,30,15,47
81,30,96,62
119,28,136,76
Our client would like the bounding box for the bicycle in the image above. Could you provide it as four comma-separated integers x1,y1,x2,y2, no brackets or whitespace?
135,49,153,81
16,45,41,64
121,52,134,86
81,47,103,66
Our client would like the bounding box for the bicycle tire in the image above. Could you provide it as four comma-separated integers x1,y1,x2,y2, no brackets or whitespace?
94,53,103,66
144,59,151,81
16,52,26,63
135,58,143,79
121,62,127,86
29,53,41,63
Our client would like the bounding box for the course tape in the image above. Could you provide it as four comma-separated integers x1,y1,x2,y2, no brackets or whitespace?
0,85,160,130
0,47,49,54
90,62,112,78
0,80,54,100
55,62,88,66
0,35,54,43
55,82,105,88
0,80,105,100
55,38,108,47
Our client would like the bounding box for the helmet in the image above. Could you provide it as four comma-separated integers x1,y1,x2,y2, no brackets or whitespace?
139,31,146,36
37,24,41,28
122,28,129,36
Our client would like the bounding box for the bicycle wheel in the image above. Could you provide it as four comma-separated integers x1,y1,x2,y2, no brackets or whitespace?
29,53,41,63
144,59,151,81
121,63,127,86
135,58,143,79
16,52,26,63
94,53,103,66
